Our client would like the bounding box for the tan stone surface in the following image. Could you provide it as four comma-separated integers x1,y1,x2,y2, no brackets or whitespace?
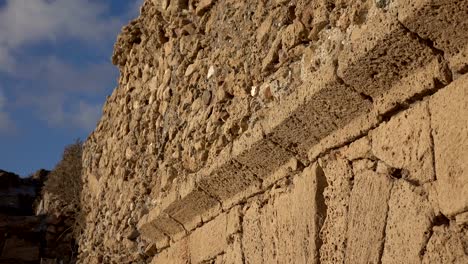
338,8,436,99
151,238,190,264
188,212,229,263
371,101,435,185
392,0,468,74
345,169,393,264
242,164,322,264
319,155,354,264
77,0,468,262
430,74,468,216
422,224,468,264
381,181,435,264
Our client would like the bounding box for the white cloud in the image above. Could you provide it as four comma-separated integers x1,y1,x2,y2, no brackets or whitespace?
0,0,143,132
0,0,125,72
11,57,114,131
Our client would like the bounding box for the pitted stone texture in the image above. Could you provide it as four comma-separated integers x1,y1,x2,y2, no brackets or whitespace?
164,186,220,232
422,224,468,264
232,124,293,181
265,67,372,161
371,101,435,185
138,210,185,242
319,155,354,264
381,181,435,264
430,74,468,216
151,239,190,264
373,57,452,115
345,169,393,264
188,211,233,263
242,165,323,264
392,0,468,74
339,136,373,161
151,207,240,264
338,9,436,99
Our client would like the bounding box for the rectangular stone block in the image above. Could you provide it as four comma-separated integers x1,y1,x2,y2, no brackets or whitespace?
165,186,220,232
151,238,190,264
188,212,229,263
197,148,262,207
381,181,435,264
265,67,372,161
137,217,170,250
345,170,393,264
338,10,436,99
429,73,468,216
242,164,322,264
138,209,185,241
393,0,468,74
318,156,354,264
371,101,435,185
232,124,293,181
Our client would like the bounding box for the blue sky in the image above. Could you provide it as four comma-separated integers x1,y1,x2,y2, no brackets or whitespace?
0,0,143,176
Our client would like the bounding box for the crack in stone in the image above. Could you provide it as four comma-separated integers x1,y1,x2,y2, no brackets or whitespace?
166,213,188,234
378,182,395,264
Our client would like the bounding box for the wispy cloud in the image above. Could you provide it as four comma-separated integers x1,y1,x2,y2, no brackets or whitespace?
0,0,142,132
0,0,124,72
12,56,117,130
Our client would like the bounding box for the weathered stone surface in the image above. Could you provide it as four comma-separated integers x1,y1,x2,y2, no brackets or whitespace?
381,181,435,264
392,0,468,74
345,169,393,264
242,164,323,264
264,66,372,162
338,8,436,99
371,101,435,185
430,74,468,216
422,224,468,264
78,0,468,262
151,239,190,264
318,156,354,264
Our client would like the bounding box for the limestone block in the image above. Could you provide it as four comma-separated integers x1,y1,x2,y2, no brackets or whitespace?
371,101,435,185
232,124,294,182
381,181,435,264
430,74,468,216
265,66,372,161
137,209,185,242
242,164,323,264
165,186,220,232
422,224,468,264
373,58,452,115
222,234,243,264
308,109,381,162
345,170,393,264
339,136,373,161
392,0,468,73
188,212,229,263
338,9,436,98
151,238,190,264
319,156,354,264
137,217,169,250
196,147,262,208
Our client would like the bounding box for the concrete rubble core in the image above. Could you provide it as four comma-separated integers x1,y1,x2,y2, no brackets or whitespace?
77,0,468,263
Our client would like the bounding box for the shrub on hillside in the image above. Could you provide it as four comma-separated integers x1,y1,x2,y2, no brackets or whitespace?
43,139,83,216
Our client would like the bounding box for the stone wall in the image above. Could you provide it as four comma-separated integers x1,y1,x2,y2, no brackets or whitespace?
78,0,468,263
